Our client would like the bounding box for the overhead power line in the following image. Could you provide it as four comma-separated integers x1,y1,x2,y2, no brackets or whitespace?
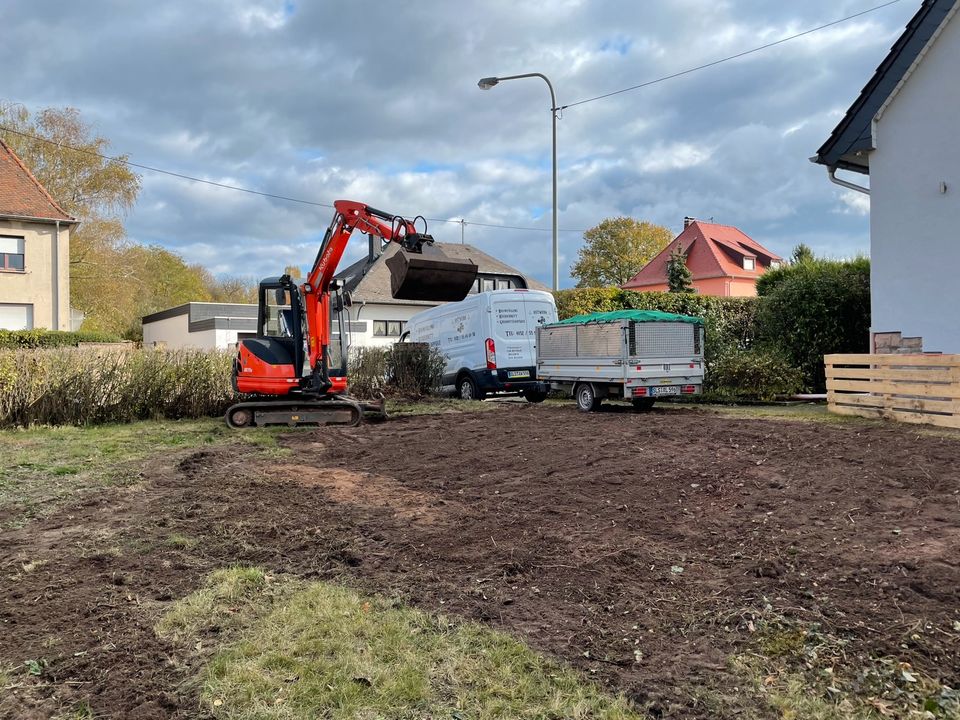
0,124,586,235
560,0,903,110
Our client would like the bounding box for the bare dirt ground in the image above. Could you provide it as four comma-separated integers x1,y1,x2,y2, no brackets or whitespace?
1,404,958,719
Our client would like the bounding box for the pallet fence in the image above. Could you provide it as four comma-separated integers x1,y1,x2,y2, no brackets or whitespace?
825,353,960,429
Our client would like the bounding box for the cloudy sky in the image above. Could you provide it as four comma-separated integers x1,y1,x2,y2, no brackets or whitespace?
3,0,914,287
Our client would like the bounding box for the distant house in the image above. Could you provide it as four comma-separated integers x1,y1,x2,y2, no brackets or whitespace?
812,0,959,354
142,241,546,351
621,218,781,297
335,239,549,347
142,302,257,350
0,138,77,330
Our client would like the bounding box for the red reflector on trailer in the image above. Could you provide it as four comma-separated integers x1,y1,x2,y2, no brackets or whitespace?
682,385,696,394
633,387,648,396
689,363,695,368
636,365,642,370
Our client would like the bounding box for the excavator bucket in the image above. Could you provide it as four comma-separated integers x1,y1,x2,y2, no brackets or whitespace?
387,244,479,301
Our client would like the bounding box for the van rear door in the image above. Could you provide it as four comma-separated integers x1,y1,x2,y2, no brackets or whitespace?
490,294,532,370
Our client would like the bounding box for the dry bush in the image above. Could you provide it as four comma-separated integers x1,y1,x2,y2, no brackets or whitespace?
0,347,234,427
347,344,445,399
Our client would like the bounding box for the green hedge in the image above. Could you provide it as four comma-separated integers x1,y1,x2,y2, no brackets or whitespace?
703,349,804,402
0,329,123,349
756,257,870,392
555,288,759,361
555,259,870,396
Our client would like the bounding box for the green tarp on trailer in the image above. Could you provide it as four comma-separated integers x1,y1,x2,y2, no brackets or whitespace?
548,309,704,326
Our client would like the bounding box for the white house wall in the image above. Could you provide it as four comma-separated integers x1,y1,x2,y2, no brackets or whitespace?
869,10,960,352
347,302,433,349
142,313,191,349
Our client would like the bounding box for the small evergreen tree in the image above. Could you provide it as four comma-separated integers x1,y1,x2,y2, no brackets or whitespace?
666,244,694,293
791,243,815,265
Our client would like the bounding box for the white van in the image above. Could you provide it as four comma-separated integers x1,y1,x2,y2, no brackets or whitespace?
405,289,558,401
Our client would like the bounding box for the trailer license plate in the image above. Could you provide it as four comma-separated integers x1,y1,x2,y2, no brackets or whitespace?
651,385,679,396
507,370,530,379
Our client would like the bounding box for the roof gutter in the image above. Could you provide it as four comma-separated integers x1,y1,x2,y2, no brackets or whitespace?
827,166,870,196
0,212,78,225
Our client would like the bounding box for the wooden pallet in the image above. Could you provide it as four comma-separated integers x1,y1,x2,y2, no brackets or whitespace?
825,353,960,429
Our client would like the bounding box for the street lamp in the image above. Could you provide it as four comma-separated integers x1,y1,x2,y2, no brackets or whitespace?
478,73,559,291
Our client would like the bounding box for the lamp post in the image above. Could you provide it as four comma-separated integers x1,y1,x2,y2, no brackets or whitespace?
478,73,559,291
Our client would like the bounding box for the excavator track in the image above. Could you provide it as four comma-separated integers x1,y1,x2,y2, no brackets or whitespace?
225,395,385,429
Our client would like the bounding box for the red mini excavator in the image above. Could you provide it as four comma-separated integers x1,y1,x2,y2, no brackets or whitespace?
225,200,478,428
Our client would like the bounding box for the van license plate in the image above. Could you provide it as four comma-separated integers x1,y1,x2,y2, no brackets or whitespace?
651,386,679,396
507,370,530,379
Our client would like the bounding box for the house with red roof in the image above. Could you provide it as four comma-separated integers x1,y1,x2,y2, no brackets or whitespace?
621,218,782,297
0,138,77,330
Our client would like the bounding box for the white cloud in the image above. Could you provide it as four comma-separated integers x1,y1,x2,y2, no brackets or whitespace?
0,0,914,287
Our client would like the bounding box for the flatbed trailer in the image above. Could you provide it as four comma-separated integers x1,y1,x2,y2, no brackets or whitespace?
536,310,705,412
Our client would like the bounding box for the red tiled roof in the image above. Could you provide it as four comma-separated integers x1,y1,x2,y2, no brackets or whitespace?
0,138,75,222
622,221,781,288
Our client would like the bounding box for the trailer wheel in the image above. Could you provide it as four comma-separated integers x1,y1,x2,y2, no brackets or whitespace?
575,383,601,412
631,398,655,412
458,374,484,401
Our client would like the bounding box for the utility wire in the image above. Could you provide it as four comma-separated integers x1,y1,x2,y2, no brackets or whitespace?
0,124,586,234
0,125,336,209
560,0,903,110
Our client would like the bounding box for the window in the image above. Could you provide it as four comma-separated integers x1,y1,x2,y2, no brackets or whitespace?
0,236,25,271
373,320,405,337
482,278,495,292
262,288,295,338
0,304,33,330
742,257,755,271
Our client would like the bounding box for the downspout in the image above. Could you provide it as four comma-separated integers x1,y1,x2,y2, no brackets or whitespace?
827,166,870,195
52,220,60,330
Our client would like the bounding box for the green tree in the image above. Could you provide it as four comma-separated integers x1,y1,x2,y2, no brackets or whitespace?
791,243,815,265
757,257,870,391
571,217,672,287
0,103,141,331
666,244,694,293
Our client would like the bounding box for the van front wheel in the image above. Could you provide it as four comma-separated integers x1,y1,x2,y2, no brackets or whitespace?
458,375,484,401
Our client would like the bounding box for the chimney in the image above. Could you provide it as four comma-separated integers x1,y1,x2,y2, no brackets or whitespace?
683,216,696,228
368,233,382,263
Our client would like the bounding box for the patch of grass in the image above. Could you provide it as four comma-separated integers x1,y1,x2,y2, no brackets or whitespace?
159,567,643,720
0,418,287,528
166,533,199,550
156,566,274,642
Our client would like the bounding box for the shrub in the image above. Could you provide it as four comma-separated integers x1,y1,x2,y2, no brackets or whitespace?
347,343,446,399
0,329,123,349
0,347,234,427
387,343,445,398
703,349,805,402
347,346,389,398
756,258,870,391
